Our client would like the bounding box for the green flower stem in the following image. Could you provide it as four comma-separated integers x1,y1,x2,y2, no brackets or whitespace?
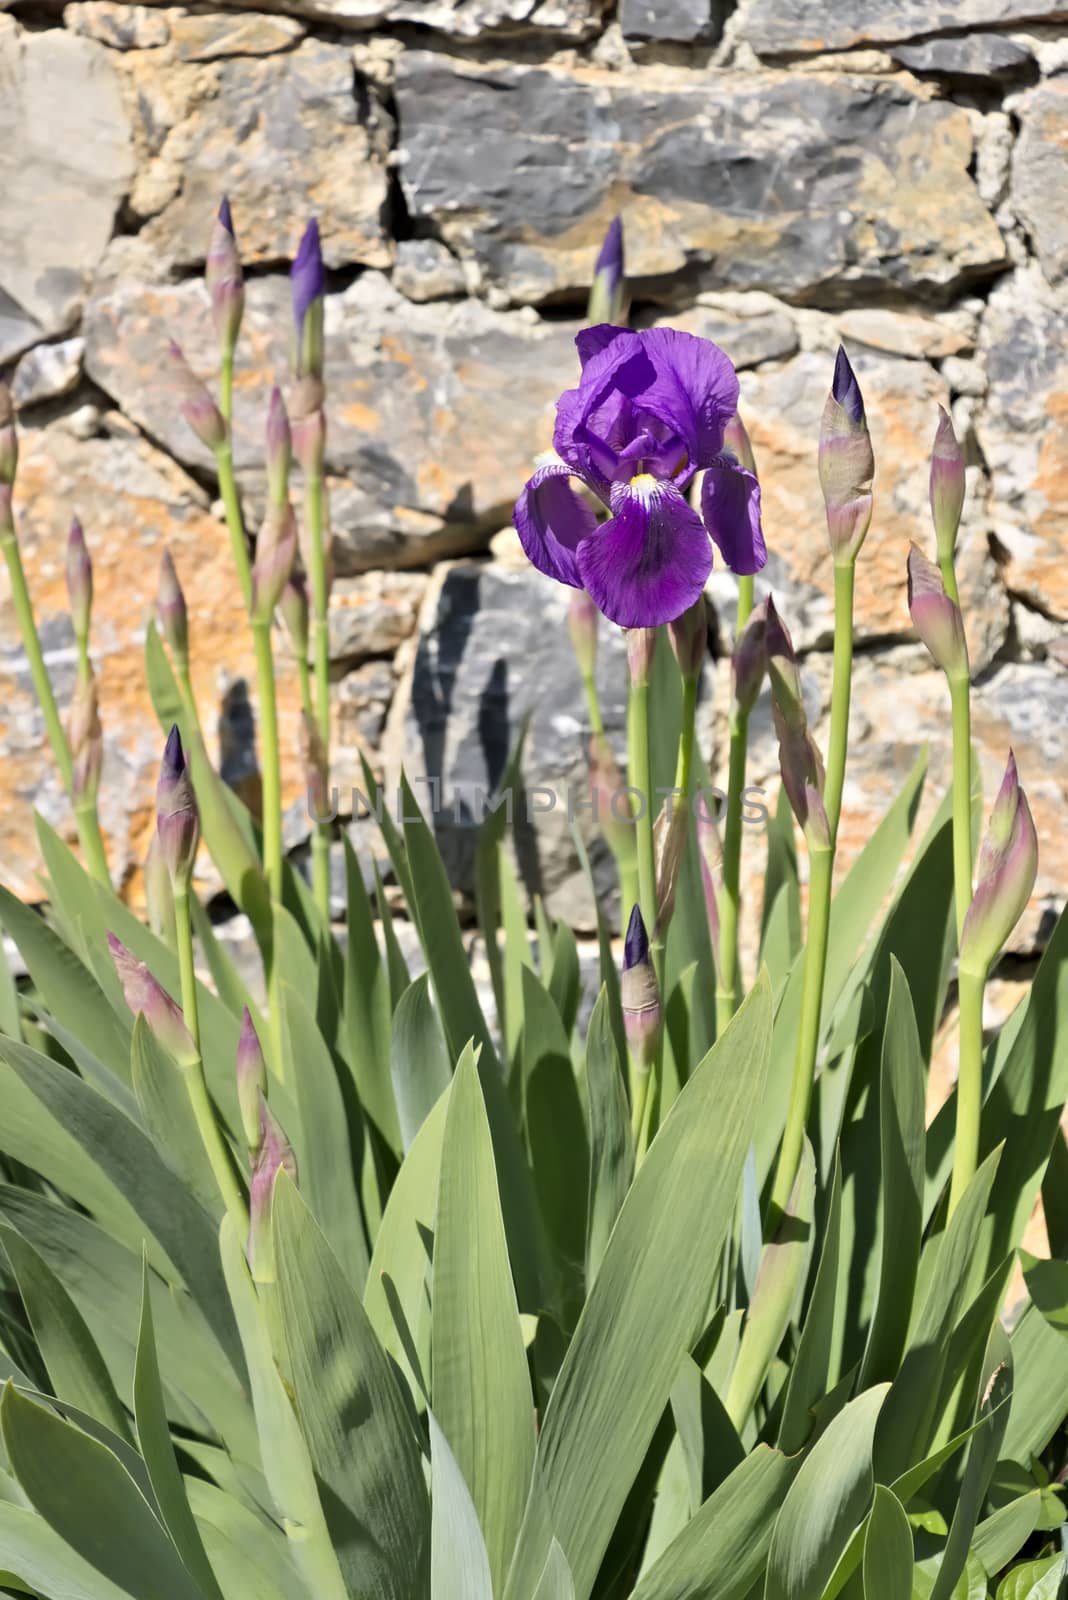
214,442,253,613
630,1066,651,1146
767,561,855,1229
582,669,606,741
0,533,72,792
939,552,961,609
220,350,235,432
949,965,985,1218
251,621,284,906
620,862,640,939
174,884,248,1234
176,661,206,746
948,670,973,946
305,467,332,925
74,800,110,887
674,671,699,798
716,574,755,1036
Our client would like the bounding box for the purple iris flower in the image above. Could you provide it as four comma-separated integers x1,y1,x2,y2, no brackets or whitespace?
514,326,767,629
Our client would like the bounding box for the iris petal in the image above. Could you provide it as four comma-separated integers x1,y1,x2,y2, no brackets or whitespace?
577,477,713,628
513,457,599,588
700,456,767,576
613,328,740,469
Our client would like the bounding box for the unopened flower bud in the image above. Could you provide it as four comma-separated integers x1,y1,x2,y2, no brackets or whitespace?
156,725,199,887
168,342,226,453
732,597,768,718
0,381,16,488
568,589,599,681
107,932,197,1067
300,710,330,822
959,751,1038,979
236,1007,267,1153
819,346,874,565
280,569,309,661
66,517,92,644
68,672,102,804
206,196,244,356
764,596,804,730
288,379,326,475
587,215,626,326
668,595,707,681
723,412,757,476
588,734,636,867
265,386,291,510
626,626,657,690
907,543,968,681
247,1096,297,1283
291,218,325,384
653,792,689,937
157,549,189,668
252,502,297,624
144,834,176,944
930,405,966,565
621,905,662,1072
765,599,828,848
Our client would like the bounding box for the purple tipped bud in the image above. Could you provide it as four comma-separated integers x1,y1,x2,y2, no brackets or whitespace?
732,597,769,718
764,597,805,729
291,218,325,383
156,725,199,886
930,406,966,564
765,598,828,848
819,346,874,564
107,932,197,1067
0,381,16,489
289,381,326,475
65,517,92,643
959,751,1038,978
68,672,103,804
236,1008,268,1153
723,412,757,477
621,905,662,1072
300,710,330,822
668,595,707,681
907,543,968,681
247,1096,297,1283
588,734,637,867
143,834,176,944
157,549,189,667
168,342,226,453
252,502,297,624
696,801,724,980
567,589,599,681
280,569,309,661
265,386,291,509
588,215,626,326
206,196,244,355
653,792,689,937
626,626,657,690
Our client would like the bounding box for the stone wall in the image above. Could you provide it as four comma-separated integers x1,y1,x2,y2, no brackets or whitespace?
1,0,1066,964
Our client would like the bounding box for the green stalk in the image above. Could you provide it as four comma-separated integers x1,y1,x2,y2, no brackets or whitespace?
948,672,973,945
305,470,332,924
582,669,606,740
174,885,248,1233
215,442,253,613
767,562,855,1229
674,671,699,798
251,622,283,906
74,799,110,887
715,574,755,1036
0,533,73,792
949,965,985,1217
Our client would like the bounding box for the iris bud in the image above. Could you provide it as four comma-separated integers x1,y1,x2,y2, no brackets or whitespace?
68,671,102,804
732,596,769,719
959,751,1038,980
206,196,244,356
143,834,176,945
157,549,189,669
167,342,225,452
930,405,966,565
588,734,636,867
587,215,626,327
247,1096,297,1283
567,589,599,681
236,1007,268,1153
0,381,16,489
291,218,325,384
66,517,92,645
300,710,330,823
723,411,757,476
280,569,309,662
765,598,828,849
907,543,968,682
819,346,874,565
252,502,297,624
625,626,657,690
653,792,689,936
668,595,707,681
621,905,662,1072
107,932,197,1067
265,386,291,510
156,724,199,888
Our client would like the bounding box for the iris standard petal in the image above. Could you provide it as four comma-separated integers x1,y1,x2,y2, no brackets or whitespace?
577,475,713,628
701,456,767,576
576,324,631,367
613,328,740,468
513,457,599,588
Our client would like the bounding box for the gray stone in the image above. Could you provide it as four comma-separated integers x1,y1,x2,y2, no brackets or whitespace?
12,339,85,410
64,2,172,48
112,0,603,36
889,33,1034,78
620,0,720,42
0,21,133,340
329,572,428,665
1013,80,1068,288
166,11,306,59
85,272,586,574
394,54,1005,305
736,0,1068,56
393,240,467,303
130,37,390,270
